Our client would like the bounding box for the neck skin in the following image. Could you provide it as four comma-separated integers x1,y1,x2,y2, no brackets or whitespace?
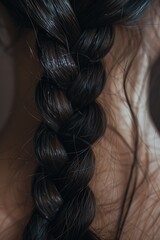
91,4,160,239
0,4,41,239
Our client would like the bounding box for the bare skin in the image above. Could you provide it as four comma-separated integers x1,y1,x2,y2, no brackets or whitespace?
91,3,160,239
0,3,41,239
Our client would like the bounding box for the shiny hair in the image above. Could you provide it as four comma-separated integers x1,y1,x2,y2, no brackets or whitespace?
0,0,154,239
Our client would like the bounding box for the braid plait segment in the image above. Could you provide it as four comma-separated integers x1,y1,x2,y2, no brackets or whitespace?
19,0,151,239
21,1,114,239
0,0,153,239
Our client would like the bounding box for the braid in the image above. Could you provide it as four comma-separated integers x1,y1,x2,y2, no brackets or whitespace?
21,1,112,239
0,0,152,239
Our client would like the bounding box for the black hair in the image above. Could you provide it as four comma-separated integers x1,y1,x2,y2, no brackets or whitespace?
0,0,154,239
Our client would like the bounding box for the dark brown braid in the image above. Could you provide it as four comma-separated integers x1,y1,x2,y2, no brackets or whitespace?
0,0,152,239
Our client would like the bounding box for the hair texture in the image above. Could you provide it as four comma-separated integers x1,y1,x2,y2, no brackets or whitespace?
0,0,154,239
